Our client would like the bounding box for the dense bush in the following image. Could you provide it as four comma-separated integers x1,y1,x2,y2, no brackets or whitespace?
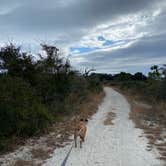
0,76,51,137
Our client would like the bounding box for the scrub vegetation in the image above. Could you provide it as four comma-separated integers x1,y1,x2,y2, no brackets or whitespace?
0,43,102,152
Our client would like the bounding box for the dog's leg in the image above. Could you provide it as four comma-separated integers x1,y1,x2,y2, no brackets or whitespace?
80,139,82,148
74,133,77,148
80,136,83,148
75,139,77,148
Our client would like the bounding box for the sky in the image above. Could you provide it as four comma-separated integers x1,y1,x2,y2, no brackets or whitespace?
0,0,166,74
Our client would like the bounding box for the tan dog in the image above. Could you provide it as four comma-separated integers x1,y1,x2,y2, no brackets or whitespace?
74,118,87,148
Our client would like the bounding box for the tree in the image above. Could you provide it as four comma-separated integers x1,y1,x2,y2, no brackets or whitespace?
134,72,147,81
160,64,166,79
38,44,71,74
113,72,133,81
148,65,161,80
83,68,96,77
0,43,36,85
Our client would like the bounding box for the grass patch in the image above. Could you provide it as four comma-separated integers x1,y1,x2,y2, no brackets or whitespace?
104,112,116,126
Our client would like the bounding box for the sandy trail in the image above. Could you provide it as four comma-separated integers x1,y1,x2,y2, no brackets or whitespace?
44,87,163,166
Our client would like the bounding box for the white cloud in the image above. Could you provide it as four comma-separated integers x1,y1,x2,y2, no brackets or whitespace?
69,7,162,53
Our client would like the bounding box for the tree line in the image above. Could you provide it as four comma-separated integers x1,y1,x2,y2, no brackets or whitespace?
93,64,166,115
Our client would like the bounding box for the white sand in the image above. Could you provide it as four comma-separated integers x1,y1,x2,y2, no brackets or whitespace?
44,87,163,166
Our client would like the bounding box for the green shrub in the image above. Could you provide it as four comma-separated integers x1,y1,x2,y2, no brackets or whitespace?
0,76,51,138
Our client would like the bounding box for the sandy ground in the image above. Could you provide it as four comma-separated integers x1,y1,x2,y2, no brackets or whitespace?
44,87,164,166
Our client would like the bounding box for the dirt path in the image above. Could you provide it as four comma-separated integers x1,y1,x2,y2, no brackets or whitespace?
44,87,164,166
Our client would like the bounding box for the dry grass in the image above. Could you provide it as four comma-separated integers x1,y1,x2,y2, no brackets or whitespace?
104,112,116,125
31,148,50,160
111,86,166,161
14,160,35,166
128,96,166,161
77,92,105,119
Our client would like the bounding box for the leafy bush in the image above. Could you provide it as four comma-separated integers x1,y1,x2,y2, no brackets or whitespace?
0,76,51,138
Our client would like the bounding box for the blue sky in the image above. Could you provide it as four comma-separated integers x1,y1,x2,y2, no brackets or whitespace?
0,0,166,74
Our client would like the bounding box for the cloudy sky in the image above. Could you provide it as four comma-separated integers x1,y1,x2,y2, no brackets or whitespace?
0,0,166,74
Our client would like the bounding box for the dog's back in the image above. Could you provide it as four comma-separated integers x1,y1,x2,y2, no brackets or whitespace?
78,121,87,139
